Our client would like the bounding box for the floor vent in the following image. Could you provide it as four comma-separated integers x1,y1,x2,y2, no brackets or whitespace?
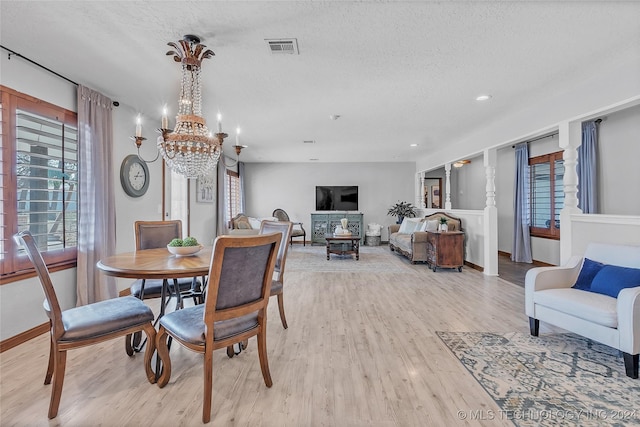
266,38,299,55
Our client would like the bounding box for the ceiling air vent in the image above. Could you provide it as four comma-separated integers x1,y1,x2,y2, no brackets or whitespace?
266,38,299,55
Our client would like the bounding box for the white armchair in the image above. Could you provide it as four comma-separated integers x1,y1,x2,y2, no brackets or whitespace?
525,242,640,378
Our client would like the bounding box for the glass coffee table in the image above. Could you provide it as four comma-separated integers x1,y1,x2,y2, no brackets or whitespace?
325,234,360,260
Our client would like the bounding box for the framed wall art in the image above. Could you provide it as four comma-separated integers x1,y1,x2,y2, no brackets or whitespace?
196,172,215,203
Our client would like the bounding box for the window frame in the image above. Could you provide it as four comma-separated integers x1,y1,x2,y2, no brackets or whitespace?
529,150,564,240
225,169,241,227
1,86,78,282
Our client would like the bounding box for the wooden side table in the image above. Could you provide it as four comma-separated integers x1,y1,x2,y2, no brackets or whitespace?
325,234,360,260
426,231,464,272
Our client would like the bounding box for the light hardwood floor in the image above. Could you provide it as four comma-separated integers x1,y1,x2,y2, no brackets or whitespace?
0,246,554,426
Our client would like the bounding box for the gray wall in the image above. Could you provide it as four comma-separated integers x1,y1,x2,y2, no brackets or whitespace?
597,104,640,215
451,154,486,210
243,162,415,242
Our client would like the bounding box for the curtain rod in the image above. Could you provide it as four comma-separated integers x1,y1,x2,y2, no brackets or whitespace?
512,132,558,148
526,132,558,144
1,45,78,86
512,118,604,147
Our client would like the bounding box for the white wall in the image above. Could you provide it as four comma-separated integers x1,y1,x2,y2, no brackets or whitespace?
420,208,485,268
570,214,640,257
243,162,415,242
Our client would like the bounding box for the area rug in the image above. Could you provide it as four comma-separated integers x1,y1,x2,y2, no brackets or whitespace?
437,331,640,427
286,244,413,273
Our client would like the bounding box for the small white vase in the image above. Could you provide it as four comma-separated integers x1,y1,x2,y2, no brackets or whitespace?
341,218,348,229
439,223,448,232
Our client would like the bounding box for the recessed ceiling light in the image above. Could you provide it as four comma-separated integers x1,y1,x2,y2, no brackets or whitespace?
476,95,492,101
410,143,418,147
303,140,316,144
309,158,319,161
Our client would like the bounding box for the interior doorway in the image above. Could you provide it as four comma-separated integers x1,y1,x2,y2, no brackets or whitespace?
424,178,443,209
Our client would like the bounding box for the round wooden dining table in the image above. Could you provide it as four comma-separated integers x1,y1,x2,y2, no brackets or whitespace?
97,246,213,281
97,246,213,372
97,245,212,319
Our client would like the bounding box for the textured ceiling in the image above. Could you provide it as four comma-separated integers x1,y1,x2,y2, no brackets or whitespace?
1,1,639,163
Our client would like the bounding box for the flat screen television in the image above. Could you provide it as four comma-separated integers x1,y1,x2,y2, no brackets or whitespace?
315,186,358,211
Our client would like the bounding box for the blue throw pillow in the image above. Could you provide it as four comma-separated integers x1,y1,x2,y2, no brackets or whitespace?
590,265,640,298
572,258,605,291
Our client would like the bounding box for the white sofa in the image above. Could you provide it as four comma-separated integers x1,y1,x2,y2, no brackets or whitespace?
525,242,640,378
228,214,276,235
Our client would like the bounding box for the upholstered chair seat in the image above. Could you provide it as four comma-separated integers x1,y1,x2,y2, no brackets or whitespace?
158,304,259,344
59,296,154,341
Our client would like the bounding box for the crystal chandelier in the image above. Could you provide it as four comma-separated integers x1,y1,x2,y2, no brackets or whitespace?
157,35,224,178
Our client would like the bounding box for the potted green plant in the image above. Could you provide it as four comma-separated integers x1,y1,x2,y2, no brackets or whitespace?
439,216,448,232
387,201,417,224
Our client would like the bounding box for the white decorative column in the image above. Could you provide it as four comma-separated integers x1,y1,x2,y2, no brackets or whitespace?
483,148,498,276
418,171,426,209
558,120,583,264
444,163,452,210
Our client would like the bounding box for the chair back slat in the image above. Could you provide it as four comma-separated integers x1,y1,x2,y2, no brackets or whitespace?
13,231,64,338
135,220,182,250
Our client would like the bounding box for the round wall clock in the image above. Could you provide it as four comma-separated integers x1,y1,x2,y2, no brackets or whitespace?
120,154,150,197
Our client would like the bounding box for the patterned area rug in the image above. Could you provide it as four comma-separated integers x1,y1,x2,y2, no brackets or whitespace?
437,332,640,426
286,244,413,273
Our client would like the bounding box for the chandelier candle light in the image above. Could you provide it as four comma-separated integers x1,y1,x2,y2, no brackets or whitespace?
157,35,225,178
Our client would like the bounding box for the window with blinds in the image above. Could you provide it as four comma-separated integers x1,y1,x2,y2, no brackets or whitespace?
1,86,78,279
225,169,241,226
529,151,564,239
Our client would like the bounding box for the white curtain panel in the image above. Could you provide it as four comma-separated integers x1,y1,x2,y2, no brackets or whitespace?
76,85,116,304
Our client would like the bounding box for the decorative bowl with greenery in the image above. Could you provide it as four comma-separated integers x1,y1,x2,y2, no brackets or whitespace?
387,201,417,224
167,237,203,256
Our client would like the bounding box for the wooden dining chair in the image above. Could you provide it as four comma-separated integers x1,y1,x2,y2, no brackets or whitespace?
13,231,157,419
154,233,281,423
127,220,203,352
227,220,293,358
131,220,203,304
260,220,293,328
